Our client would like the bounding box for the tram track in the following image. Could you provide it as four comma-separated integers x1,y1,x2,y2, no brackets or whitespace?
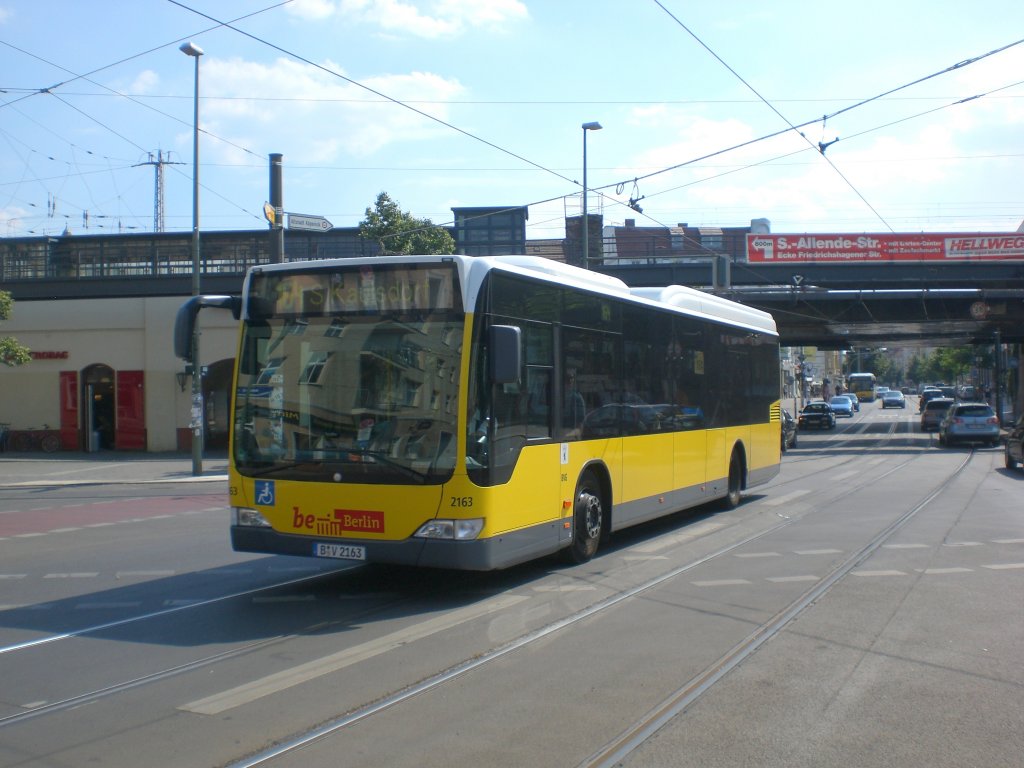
0,420,998,767
220,445,982,767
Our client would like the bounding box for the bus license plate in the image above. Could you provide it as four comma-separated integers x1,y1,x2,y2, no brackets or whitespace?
313,542,366,561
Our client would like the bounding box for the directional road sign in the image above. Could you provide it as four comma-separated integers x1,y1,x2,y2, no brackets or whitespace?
287,213,334,232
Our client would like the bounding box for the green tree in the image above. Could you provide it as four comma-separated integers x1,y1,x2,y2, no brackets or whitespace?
359,192,455,256
0,290,31,366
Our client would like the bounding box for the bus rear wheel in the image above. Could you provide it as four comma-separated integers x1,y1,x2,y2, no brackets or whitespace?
565,471,603,564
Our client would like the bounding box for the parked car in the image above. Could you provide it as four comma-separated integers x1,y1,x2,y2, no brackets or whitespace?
1004,415,1023,471
938,402,1000,447
880,390,906,409
781,408,798,451
798,401,836,430
829,395,854,418
920,397,955,431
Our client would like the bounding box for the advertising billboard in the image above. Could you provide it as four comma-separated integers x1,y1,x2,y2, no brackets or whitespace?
746,233,1024,263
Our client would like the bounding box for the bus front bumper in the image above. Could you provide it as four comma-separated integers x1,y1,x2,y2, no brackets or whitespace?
231,522,562,572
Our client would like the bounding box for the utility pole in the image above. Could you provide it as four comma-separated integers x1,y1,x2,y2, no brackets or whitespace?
134,150,183,232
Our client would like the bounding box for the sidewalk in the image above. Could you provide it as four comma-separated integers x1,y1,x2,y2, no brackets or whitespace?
0,451,229,488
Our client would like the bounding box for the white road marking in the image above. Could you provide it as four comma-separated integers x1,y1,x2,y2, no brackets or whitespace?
180,594,529,715
632,522,724,553
794,549,843,555
766,575,819,583
43,573,98,579
734,552,781,558
762,489,812,507
918,567,973,574
982,563,1024,570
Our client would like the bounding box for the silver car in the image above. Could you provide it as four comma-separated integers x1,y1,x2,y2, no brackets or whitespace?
938,402,1000,447
920,398,954,431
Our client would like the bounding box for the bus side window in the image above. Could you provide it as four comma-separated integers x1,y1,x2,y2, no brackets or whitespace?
527,368,552,438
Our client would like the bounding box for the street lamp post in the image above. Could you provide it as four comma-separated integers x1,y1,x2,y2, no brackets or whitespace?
181,41,204,476
581,121,602,269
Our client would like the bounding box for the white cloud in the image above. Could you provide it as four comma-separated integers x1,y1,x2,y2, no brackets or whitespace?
129,69,160,95
0,6,12,24
198,57,465,160
286,0,338,21
339,0,528,38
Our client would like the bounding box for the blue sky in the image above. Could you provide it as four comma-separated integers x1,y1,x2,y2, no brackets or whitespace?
2,0,1022,241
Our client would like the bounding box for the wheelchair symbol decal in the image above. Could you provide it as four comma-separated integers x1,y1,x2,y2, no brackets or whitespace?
255,480,276,506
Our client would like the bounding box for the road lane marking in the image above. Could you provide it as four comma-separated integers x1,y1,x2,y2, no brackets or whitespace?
918,567,973,574
982,563,1024,570
180,594,529,715
766,575,819,583
794,549,842,555
734,552,781,558
992,538,1024,544
762,489,811,507
632,522,724,553
43,573,99,579
943,541,983,547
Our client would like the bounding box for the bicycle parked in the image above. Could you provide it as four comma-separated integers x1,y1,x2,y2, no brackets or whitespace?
9,425,61,453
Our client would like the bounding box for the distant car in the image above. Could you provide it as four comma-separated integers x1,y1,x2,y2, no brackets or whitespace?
799,401,836,430
829,395,854,418
881,390,906,409
920,398,955,431
938,402,1000,447
919,387,944,411
1004,415,1023,471
844,391,860,411
876,386,890,396
781,408,798,451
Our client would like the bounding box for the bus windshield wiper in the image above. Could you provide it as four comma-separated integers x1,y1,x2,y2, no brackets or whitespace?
351,450,429,483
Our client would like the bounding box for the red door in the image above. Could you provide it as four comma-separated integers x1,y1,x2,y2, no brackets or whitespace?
115,370,147,450
59,371,79,450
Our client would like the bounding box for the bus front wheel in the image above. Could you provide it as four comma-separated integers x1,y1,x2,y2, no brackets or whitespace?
565,471,603,564
720,451,744,510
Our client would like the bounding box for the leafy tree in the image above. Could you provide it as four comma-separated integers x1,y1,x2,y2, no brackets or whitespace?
359,192,455,256
0,290,31,366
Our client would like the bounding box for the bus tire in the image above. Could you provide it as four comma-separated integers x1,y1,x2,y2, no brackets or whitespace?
565,470,603,564
719,450,744,510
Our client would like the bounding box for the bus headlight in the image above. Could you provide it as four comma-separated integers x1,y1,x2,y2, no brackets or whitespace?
414,518,484,540
233,507,272,527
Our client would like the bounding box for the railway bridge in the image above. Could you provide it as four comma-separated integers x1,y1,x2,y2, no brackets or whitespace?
597,259,1024,348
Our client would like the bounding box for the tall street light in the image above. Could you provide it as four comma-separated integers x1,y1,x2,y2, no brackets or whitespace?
581,121,602,269
181,40,204,476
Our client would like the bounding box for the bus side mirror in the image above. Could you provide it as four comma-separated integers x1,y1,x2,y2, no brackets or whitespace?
489,324,522,385
173,295,241,362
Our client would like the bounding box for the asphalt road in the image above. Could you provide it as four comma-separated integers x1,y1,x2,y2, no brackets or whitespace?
0,404,1021,768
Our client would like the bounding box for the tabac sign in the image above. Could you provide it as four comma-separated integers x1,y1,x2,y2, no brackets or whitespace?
746,233,1024,263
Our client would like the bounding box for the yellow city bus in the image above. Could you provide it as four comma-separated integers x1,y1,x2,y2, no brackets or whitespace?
847,372,877,403
175,255,781,570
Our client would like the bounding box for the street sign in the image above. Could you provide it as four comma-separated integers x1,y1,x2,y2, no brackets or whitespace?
287,213,333,232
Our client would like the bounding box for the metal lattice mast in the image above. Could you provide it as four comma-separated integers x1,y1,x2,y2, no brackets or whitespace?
135,150,182,232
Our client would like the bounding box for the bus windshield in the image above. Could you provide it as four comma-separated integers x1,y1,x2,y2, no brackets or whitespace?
232,262,464,484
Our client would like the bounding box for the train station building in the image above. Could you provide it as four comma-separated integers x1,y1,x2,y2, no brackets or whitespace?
1,213,1020,452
